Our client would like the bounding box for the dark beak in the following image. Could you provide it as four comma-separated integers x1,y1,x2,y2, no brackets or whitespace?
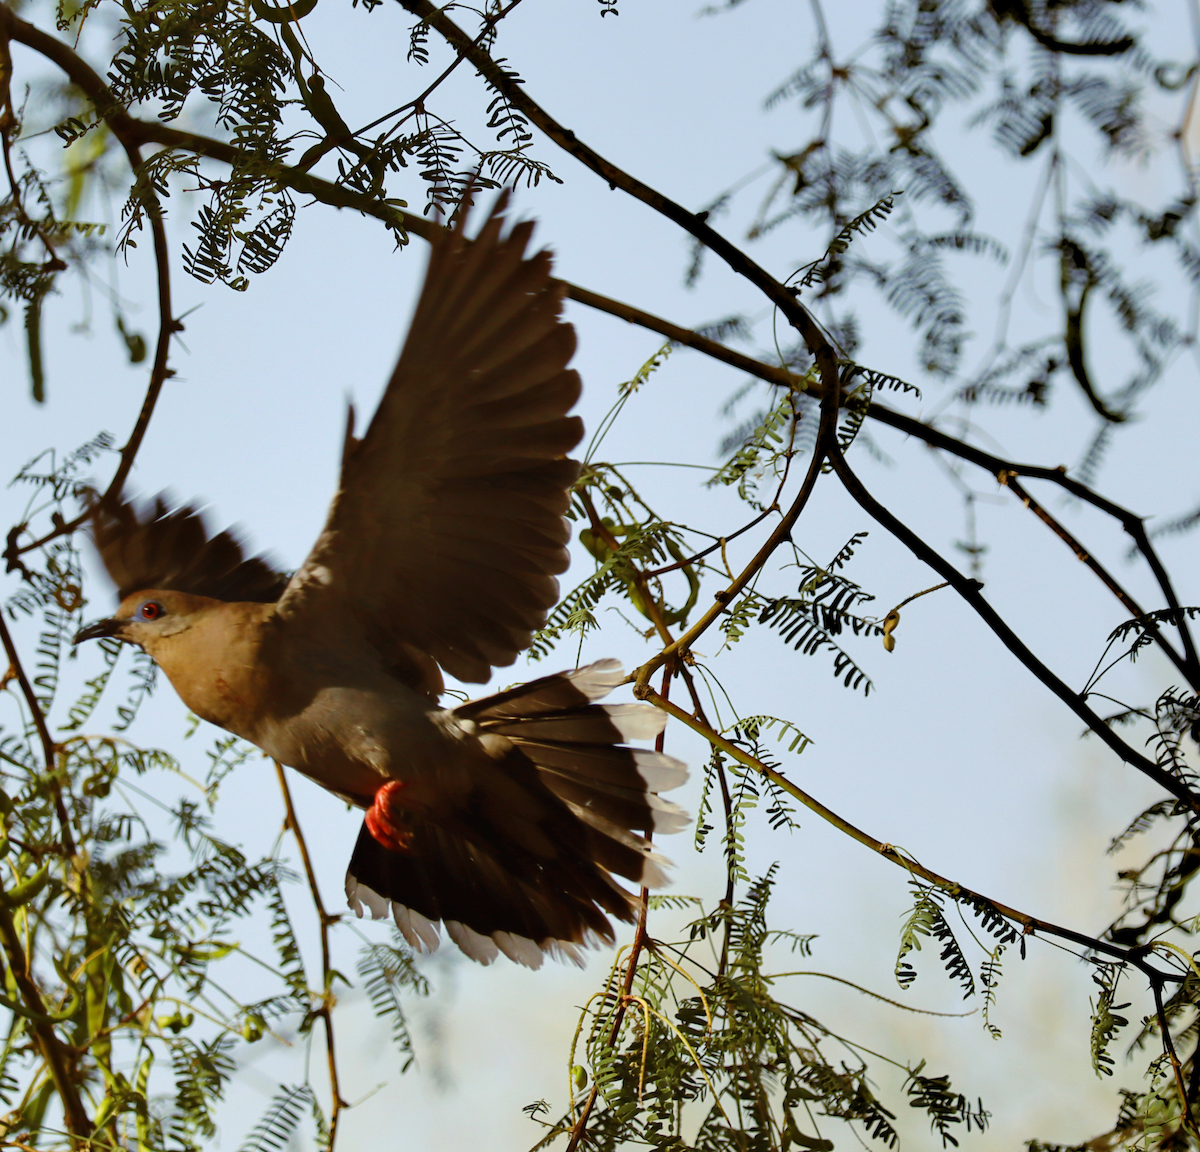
73,618,124,645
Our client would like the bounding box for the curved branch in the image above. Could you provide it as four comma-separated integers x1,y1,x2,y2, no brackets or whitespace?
396,0,840,395
634,394,832,693
1,7,176,566
639,687,1180,984
0,896,90,1141
825,439,1200,814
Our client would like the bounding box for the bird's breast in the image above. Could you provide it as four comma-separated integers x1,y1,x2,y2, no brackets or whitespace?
252,682,473,808
147,606,479,810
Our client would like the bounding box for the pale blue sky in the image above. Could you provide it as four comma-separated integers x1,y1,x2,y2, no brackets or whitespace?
2,0,1199,1146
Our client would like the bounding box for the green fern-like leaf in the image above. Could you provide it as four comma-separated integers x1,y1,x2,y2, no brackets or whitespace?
358,937,429,1071
237,1083,312,1152
895,884,975,998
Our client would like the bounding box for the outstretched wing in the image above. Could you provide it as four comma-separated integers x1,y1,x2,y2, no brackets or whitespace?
278,194,583,684
91,494,289,603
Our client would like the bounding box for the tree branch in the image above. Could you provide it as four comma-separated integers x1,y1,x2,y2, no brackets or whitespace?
1,6,176,566
274,762,346,1148
825,439,1200,813
0,902,90,1142
0,614,75,856
638,687,1181,983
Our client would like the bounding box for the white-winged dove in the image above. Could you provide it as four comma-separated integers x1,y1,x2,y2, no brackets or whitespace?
74,195,688,969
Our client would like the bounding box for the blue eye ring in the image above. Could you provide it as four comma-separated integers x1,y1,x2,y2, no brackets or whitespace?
138,600,165,621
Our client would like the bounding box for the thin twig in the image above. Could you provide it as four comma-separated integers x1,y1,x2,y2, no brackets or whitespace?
674,666,736,974
577,490,676,648
562,282,800,389
634,359,841,694
0,614,75,855
1151,974,1200,1142
1001,472,1192,684
274,762,346,1147
866,405,1200,681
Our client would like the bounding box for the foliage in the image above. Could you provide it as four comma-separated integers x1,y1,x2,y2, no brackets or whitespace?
530,870,989,1151
0,471,430,1146
3,0,1200,1149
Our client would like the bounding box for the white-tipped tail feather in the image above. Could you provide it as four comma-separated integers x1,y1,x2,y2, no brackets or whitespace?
346,661,688,968
347,878,592,971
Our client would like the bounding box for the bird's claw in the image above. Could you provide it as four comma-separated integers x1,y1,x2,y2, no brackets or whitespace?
365,780,415,853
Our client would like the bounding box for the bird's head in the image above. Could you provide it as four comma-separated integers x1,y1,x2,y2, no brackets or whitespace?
74,590,218,653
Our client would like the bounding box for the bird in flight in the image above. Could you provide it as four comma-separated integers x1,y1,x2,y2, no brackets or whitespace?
74,195,687,969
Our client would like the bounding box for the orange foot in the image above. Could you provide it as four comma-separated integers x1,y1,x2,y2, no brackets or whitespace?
365,780,415,853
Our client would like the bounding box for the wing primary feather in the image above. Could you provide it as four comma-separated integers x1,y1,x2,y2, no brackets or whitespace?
90,493,289,604
278,191,584,682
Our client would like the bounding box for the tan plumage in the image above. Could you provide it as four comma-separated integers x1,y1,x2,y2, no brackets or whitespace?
75,195,688,968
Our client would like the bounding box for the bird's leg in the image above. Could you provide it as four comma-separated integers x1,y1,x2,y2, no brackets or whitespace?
365,780,416,853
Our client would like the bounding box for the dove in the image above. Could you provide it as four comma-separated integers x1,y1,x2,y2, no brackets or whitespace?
74,195,688,968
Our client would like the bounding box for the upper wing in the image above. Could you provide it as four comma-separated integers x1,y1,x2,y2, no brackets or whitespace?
277,194,584,684
91,494,289,603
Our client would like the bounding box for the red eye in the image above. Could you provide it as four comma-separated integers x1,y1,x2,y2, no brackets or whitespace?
138,601,164,621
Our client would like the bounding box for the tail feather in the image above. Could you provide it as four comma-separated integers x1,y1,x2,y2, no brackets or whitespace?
530,763,690,835
513,739,687,794
483,702,666,744
347,820,626,959
568,806,673,888
455,658,626,719
345,660,687,969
